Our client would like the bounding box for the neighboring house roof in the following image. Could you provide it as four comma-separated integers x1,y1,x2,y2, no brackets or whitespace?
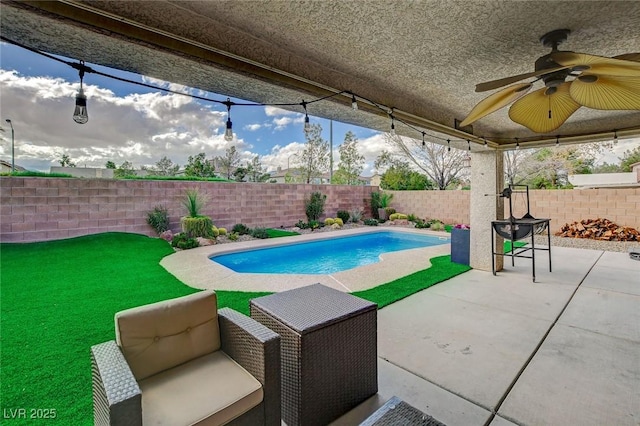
0,160,26,172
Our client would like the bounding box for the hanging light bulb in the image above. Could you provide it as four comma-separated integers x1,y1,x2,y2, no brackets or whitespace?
351,93,358,110
224,98,233,141
556,136,560,147
302,101,311,132
483,137,487,147
515,138,520,150
390,114,396,135
73,62,88,124
447,139,451,152
422,132,426,147
613,130,618,143
467,139,471,151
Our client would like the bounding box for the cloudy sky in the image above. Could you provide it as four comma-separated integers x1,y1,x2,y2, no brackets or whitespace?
1,41,637,174
0,42,387,174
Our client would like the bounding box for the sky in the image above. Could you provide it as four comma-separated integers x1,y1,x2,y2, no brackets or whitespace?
0,42,387,175
1,41,637,175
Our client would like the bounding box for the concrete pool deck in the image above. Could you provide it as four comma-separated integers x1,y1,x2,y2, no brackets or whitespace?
160,227,451,293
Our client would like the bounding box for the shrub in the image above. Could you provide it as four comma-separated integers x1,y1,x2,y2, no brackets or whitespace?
232,223,251,235
370,192,381,219
211,226,220,238
414,219,430,229
397,213,408,220
228,232,239,241
171,233,199,249
430,221,445,231
324,218,335,226
218,227,227,236
160,230,173,242
305,191,326,222
337,210,350,223
385,207,396,216
363,218,379,226
250,227,269,239
407,214,418,222
334,218,344,226
181,216,214,238
295,220,309,229
309,220,321,230
146,205,170,234
350,208,363,223
379,192,394,208
181,189,205,218
389,213,399,221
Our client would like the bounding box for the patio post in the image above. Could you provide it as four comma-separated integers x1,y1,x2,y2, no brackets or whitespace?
469,150,504,271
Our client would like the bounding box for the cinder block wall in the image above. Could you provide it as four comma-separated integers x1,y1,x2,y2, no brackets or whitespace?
0,177,375,242
388,188,640,232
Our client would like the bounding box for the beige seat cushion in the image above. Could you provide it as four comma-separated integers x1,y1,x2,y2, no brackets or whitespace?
139,351,263,425
116,291,220,380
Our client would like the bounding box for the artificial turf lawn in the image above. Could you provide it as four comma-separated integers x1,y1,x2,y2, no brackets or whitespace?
0,232,475,424
265,228,301,238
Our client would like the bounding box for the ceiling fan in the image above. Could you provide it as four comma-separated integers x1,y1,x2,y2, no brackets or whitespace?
460,29,640,133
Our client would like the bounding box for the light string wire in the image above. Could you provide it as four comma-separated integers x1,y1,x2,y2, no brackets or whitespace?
2,36,629,147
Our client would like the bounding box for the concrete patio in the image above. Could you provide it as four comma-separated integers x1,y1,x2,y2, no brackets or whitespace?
333,246,640,426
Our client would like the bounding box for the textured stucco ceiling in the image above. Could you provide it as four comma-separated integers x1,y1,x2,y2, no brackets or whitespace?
2,0,640,149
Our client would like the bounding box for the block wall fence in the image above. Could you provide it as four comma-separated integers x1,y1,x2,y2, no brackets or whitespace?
0,177,375,243
388,188,640,231
1,177,638,243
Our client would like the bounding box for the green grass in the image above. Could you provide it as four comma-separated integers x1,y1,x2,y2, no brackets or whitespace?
265,228,301,238
0,171,74,178
504,240,527,253
0,232,470,424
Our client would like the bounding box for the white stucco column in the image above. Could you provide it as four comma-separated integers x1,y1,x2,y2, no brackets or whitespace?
470,150,504,271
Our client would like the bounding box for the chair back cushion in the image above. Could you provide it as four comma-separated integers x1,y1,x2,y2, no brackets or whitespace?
115,291,220,380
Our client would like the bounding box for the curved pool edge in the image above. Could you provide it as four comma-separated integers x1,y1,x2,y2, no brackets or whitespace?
160,227,452,293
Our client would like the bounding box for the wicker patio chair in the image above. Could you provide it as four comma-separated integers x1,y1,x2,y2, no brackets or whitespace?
91,291,281,425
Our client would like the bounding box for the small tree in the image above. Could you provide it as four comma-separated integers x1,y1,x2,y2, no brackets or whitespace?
153,156,180,176
304,191,326,222
295,124,330,184
217,146,241,180
105,161,116,169
335,131,365,185
114,161,135,178
185,153,216,178
59,154,76,167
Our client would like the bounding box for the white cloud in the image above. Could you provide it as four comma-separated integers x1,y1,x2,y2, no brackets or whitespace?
273,116,293,130
264,106,298,116
244,123,262,131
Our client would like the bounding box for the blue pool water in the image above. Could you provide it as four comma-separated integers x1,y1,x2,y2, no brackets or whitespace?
210,231,449,274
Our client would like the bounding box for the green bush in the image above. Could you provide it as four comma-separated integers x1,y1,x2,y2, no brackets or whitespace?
232,223,251,235
309,220,321,230
430,221,445,231
181,216,214,238
379,192,394,208
324,218,335,226
305,191,326,222
414,219,430,229
218,227,227,236
397,213,408,220
334,218,344,226
295,220,310,229
407,214,418,222
363,218,379,226
211,226,220,238
385,207,396,216
337,210,350,223
171,233,199,249
250,227,269,239
228,232,239,241
350,208,363,223
370,192,381,219
389,213,399,221
146,205,170,234
181,189,205,218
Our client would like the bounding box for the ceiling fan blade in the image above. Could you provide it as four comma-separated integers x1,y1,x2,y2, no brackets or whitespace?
570,74,640,110
475,67,567,92
613,53,640,62
509,83,581,133
460,83,532,127
552,52,640,76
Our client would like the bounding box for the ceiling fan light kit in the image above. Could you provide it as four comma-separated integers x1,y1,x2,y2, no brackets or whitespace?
462,29,640,133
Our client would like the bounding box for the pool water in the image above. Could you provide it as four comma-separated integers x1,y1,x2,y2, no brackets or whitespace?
210,231,449,274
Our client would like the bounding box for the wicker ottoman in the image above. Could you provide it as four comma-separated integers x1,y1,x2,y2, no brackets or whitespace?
250,284,378,426
359,396,446,426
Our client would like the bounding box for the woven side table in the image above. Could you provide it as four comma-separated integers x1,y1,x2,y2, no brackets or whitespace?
250,284,378,426
359,396,446,426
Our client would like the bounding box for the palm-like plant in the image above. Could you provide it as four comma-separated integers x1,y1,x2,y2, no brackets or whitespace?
181,189,204,218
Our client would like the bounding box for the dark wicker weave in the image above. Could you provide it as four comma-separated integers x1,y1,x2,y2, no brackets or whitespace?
359,396,446,426
250,283,378,426
91,307,281,426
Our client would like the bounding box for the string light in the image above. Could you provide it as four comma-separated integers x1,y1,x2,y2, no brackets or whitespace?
72,61,88,124
1,35,632,149
302,101,311,132
224,98,234,141
556,135,560,147
467,139,471,151
422,131,426,147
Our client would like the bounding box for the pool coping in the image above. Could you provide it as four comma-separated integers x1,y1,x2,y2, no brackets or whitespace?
160,227,452,293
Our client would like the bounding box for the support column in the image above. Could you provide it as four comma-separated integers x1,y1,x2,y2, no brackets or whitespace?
470,150,504,271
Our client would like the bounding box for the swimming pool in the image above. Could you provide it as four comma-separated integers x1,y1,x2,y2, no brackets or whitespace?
210,230,449,274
